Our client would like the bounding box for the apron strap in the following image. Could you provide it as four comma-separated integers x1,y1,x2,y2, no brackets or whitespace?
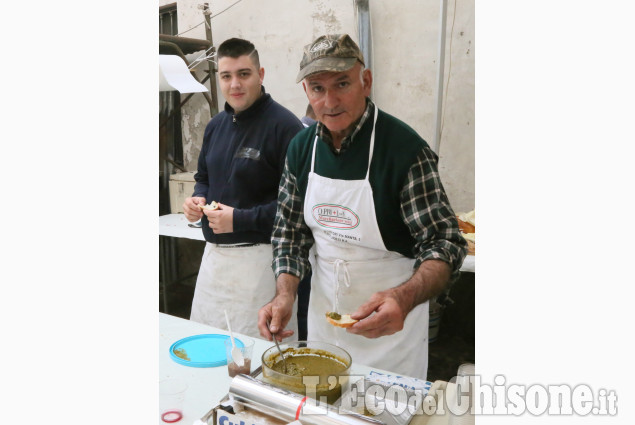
310,127,318,173
365,107,379,181
310,108,379,179
333,259,351,313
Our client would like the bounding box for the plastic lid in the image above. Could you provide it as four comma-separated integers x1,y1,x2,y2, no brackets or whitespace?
169,334,245,368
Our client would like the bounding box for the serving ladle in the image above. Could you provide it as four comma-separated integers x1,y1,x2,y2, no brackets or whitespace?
267,320,287,373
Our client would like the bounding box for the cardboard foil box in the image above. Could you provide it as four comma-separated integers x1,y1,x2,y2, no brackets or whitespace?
169,171,196,214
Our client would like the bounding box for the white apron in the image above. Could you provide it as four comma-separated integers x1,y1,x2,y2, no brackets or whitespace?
190,243,298,339
304,110,429,379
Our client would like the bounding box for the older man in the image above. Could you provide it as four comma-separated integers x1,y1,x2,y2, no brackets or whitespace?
258,34,467,379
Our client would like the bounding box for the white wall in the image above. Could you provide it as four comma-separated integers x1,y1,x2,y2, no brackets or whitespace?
160,0,474,212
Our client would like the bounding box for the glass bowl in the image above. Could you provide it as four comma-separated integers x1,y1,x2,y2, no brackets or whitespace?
261,341,352,405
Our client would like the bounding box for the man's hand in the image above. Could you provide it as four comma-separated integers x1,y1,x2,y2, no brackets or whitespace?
204,202,234,234
347,259,451,339
258,294,296,342
346,288,407,338
183,197,206,222
258,273,300,341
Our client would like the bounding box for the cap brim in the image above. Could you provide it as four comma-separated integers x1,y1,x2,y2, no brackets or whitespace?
296,57,359,83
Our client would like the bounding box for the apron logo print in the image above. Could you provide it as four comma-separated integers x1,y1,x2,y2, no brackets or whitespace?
312,203,360,229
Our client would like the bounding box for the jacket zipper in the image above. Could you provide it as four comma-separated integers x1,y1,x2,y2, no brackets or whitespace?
222,114,240,195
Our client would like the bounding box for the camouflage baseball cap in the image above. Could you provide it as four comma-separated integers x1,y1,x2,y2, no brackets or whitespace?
296,34,365,83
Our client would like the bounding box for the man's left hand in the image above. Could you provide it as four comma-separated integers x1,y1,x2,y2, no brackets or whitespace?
346,259,451,339
204,202,234,234
346,288,407,338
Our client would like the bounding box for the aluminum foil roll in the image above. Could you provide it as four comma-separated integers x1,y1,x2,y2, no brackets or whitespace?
228,374,385,425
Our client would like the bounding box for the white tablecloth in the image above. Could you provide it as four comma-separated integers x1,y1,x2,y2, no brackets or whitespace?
159,313,260,423
159,313,385,423
159,313,456,425
159,214,206,241
461,255,475,273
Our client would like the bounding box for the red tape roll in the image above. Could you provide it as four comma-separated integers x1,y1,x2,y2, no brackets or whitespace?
161,410,183,423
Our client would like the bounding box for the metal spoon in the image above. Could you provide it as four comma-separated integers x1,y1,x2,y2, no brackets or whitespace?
267,320,287,373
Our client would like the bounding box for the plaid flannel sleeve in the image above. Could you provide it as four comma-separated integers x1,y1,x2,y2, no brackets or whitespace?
400,148,468,281
271,158,315,280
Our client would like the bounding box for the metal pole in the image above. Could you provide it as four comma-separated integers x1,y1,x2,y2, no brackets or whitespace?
203,3,219,119
432,0,448,154
354,0,373,99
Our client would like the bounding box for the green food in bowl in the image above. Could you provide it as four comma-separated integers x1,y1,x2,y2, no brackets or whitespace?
261,341,352,405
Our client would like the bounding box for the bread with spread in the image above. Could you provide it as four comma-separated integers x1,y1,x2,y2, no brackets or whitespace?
199,201,219,211
456,210,475,255
325,312,358,328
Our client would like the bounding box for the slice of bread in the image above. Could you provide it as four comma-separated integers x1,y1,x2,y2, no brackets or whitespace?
325,312,358,328
458,210,475,227
457,212,475,255
199,201,219,211
457,217,475,234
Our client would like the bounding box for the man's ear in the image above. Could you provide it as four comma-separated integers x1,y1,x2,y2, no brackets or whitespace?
362,69,372,96
259,67,265,84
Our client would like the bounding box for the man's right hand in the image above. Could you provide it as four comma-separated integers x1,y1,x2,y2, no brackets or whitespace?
258,293,296,342
183,196,206,222
258,273,300,341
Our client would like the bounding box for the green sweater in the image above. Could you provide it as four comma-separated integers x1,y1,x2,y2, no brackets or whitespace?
276,107,467,274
